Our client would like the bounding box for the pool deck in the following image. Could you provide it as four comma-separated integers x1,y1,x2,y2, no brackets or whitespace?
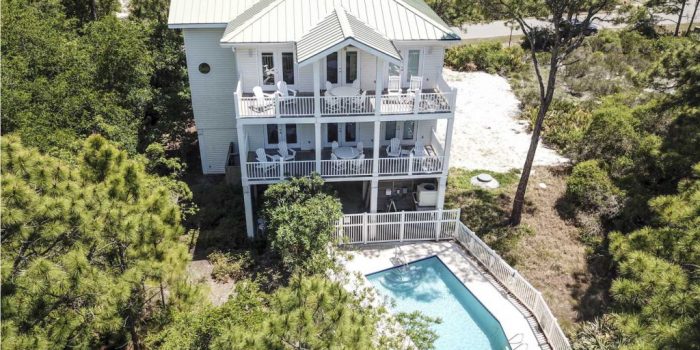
343,241,545,350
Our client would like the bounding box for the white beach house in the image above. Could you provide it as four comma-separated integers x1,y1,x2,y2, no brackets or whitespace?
168,0,462,236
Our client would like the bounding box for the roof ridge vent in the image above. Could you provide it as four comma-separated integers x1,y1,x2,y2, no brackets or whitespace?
334,5,354,38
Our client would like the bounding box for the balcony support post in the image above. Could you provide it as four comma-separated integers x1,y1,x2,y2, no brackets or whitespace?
374,57,384,117
372,120,380,176
313,61,322,174
370,178,379,213
442,116,455,176
243,185,255,237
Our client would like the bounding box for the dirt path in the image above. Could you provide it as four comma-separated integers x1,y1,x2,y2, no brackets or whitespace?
511,167,589,331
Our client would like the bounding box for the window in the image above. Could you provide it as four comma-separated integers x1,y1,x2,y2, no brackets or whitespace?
385,121,396,140
345,123,356,142
406,50,420,83
266,124,279,144
285,124,297,144
198,63,210,74
282,52,295,84
345,51,357,84
388,62,401,77
326,53,338,84
327,123,338,143
262,52,275,85
402,121,415,140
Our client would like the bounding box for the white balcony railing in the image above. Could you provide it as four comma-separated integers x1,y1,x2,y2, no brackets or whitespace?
244,155,444,181
236,91,455,118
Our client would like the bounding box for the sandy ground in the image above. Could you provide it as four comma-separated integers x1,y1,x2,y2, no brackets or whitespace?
438,69,569,172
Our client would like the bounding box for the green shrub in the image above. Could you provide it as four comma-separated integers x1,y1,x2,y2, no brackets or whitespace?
566,160,624,216
520,27,555,51
577,101,640,165
526,98,593,153
208,250,252,282
445,41,525,75
263,175,342,274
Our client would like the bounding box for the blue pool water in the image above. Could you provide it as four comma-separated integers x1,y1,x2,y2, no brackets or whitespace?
366,256,510,350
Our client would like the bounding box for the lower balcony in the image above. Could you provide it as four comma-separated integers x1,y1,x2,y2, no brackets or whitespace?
244,146,445,181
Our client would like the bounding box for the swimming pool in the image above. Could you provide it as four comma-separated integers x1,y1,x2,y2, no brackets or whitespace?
366,256,510,350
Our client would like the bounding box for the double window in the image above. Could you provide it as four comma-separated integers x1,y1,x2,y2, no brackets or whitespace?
261,51,296,86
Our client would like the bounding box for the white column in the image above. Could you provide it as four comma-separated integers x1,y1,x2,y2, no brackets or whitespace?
313,61,322,174
313,61,321,116
442,116,455,176
370,178,379,213
436,176,447,210
374,57,384,116
314,122,321,174
243,185,255,237
372,120,380,176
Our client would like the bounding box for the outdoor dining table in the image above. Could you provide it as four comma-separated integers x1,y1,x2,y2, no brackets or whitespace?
328,86,360,96
333,146,360,159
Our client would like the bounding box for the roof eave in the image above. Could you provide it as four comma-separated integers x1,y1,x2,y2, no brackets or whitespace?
297,37,402,68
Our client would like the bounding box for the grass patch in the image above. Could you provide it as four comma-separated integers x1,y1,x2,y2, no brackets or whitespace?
445,168,530,263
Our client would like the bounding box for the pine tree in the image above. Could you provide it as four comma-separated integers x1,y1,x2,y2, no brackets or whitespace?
1,134,200,349
609,163,700,349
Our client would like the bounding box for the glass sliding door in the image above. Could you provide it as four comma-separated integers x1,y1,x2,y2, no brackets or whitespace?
406,49,421,83
266,124,279,145
326,53,338,84
345,50,358,85
327,123,339,143
285,124,298,145
345,123,356,143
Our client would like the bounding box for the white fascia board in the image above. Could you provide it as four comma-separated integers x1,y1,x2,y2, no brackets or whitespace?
168,23,228,29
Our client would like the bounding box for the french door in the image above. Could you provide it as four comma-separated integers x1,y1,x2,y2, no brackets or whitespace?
265,124,299,148
325,123,357,146
325,48,360,86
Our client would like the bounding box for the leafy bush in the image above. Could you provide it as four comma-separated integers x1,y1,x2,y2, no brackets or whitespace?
566,160,624,216
445,41,525,75
576,101,640,165
525,98,593,153
263,175,342,274
395,312,441,350
208,250,252,282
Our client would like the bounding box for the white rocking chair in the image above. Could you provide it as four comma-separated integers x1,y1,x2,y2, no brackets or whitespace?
251,86,275,112
276,81,297,104
277,142,296,161
386,137,401,158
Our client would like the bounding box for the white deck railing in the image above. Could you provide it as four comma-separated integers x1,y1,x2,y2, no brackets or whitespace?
334,210,572,350
333,209,461,244
237,91,454,118
245,155,444,181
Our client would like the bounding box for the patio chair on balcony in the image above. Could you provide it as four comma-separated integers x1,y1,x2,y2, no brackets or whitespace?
255,148,276,172
386,137,401,157
251,86,275,112
387,76,401,101
276,81,297,105
352,154,366,173
356,142,364,156
330,153,347,174
277,142,296,161
351,91,367,111
407,76,423,105
352,79,361,91
411,139,426,157
331,141,339,153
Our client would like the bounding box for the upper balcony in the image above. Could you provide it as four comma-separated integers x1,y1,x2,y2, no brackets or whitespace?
235,84,456,120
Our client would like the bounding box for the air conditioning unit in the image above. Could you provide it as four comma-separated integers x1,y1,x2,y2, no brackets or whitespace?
416,183,437,207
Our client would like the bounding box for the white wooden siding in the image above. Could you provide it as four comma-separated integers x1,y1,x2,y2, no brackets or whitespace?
198,128,236,174
183,29,238,173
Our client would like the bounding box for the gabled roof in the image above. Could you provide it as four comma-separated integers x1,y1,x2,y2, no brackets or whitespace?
296,6,401,66
169,0,460,42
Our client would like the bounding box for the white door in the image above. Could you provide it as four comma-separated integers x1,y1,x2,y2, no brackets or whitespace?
386,49,422,88
342,48,359,86
325,123,358,146
264,124,300,148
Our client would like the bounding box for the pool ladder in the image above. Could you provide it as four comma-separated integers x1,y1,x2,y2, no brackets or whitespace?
508,333,527,350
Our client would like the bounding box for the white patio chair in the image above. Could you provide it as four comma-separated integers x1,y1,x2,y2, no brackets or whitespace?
276,81,297,104
352,79,361,90
411,139,426,157
386,137,401,157
331,153,346,174
255,148,275,172
277,142,296,161
251,86,275,112
356,141,364,156
353,154,366,173
351,91,367,111
325,81,334,93
407,76,423,106
331,141,339,153
387,76,401,97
